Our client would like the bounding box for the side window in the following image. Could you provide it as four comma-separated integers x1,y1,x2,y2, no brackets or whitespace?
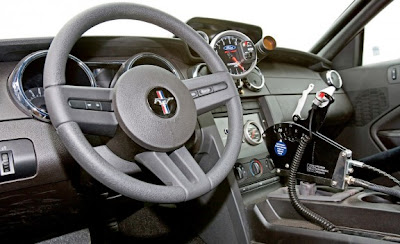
363,1,400,65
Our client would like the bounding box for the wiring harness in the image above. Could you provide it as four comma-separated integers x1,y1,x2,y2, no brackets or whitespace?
288,135,400,232
288,134,339,232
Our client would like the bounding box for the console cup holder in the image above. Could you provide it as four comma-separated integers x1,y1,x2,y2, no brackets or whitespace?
361,193,400,204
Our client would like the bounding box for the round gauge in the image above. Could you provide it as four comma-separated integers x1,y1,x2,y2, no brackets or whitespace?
244,120,264,146
8,50,96,122
211,30,257,79
243,66,265,92
325,70,342,89
197,30,210,43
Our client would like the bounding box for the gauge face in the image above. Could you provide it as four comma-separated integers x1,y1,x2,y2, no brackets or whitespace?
211,31,257,79
244,121,263,145
247,124,261,141
24,87,46,112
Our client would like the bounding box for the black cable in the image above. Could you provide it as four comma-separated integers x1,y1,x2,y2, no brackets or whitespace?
361,164,400,187
351,178,400,199
288,134,339,232
308,108,315,139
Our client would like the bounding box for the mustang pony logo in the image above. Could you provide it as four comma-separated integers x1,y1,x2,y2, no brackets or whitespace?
154,90,174,115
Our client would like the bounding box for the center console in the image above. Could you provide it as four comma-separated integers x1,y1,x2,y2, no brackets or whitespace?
213,101,279,194
208,61,400,243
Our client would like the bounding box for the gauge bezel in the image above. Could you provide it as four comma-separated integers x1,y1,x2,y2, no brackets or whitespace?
196,30,210,43
191,63,207,78
126,52,181,78
326,70,343,89
110,52,182,88
243,120,264,146
8,50,96,122
243,66,265,92
210,30,257,79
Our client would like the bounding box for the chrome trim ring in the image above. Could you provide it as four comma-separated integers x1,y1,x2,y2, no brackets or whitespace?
326,70,343,89
197,30,210,43
8,50,96,122
210,30,257,79
192,63,207,78
244,66,265,92
126,52,182,79
110,52,182,88
243,120,264,146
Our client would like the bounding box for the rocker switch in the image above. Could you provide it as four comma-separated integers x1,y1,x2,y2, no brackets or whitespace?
392,68,397,81
0,151,15,176
388,66,400,83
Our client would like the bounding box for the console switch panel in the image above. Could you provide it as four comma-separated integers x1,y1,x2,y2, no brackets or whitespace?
0,139,37,183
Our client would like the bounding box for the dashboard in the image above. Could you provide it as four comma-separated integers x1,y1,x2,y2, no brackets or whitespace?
3,33,351,189
0,13,357,223
0,23,354,192
7,27,265,123
0,17,356,242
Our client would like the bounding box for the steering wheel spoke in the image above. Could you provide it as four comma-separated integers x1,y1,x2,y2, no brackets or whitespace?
45,85,118,137
183,72,238,115
135,146,211,200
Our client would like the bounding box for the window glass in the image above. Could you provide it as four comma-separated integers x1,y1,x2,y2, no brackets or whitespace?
363,1,400,65
1,0,352,53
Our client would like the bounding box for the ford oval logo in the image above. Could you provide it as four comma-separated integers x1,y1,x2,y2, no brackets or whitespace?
223,45,236,51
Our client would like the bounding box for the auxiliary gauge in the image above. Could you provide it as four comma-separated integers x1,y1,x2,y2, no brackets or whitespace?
243,66,265,92
211,30,257,79
244,120,264,146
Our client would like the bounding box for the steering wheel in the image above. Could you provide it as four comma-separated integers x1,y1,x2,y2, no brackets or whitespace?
43,3,242,203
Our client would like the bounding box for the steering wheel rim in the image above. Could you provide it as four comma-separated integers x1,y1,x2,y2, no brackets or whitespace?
43,3,243,203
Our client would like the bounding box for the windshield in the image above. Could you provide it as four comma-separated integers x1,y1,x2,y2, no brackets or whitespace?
2,0,353,52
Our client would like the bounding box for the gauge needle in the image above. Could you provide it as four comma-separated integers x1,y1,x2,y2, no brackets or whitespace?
231,57,245,71
251,129,255,139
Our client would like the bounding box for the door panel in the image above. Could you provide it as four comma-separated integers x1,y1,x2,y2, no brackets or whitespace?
335,58,400,158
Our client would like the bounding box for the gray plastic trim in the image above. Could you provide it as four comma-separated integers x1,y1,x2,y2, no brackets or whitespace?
183,71,238,115
135,147,212,200
44,85,117,137
57,122,187,203
94,145,141,175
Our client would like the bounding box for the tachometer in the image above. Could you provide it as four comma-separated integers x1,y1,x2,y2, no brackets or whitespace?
211,30,257,79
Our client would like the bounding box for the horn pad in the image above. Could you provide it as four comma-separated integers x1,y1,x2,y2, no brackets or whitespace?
113,65,197,151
